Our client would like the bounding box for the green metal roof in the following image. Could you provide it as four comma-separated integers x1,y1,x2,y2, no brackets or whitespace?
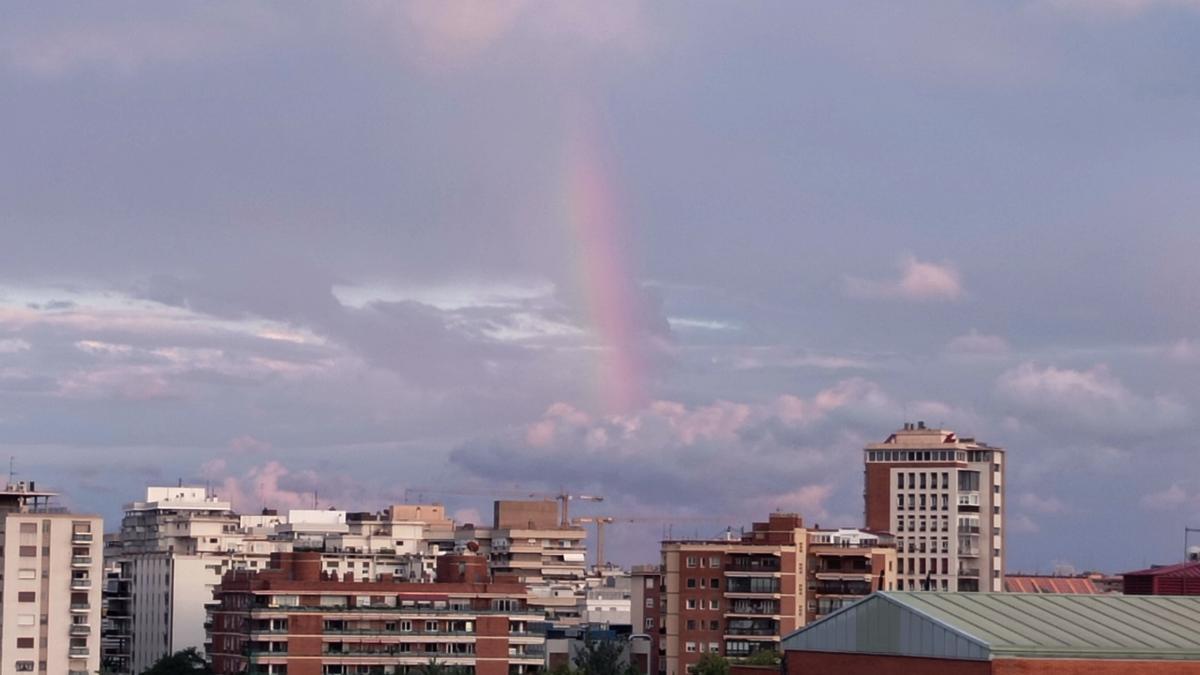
782,591,1200,661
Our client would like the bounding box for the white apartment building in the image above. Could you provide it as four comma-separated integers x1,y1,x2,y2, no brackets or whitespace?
0,482,102,675
864,423,1006,592
105,487,461,673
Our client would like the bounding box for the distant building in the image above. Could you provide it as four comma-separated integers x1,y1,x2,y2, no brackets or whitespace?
104,487,460,673
1004,573,1114,594
0,481,102,675
208,550,545,675
458,501,590,625
783,592,1200,674
1123,561,1200,596
629,565,663,675
864,423,1006,592
658,513,896,675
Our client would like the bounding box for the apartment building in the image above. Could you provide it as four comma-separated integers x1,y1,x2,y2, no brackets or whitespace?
105,486,461,673
460,501,589,625
208,550,546,675
864,422,1006,592
629,565,662,675
805,528,896,622
658,515,895,675
0,481,103,675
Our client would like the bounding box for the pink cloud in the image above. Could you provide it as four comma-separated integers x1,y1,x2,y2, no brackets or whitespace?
845,256,964,302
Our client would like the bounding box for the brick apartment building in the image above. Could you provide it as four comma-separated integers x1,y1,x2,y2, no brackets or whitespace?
209,550,545,675
864,423,1006,592
630,565,662,675
657,514,895,675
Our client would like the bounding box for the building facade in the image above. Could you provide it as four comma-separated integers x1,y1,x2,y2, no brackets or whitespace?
864,423,1006,592
659,514,896,675
208,550,545,675
629,565,662,675
0,482,103,675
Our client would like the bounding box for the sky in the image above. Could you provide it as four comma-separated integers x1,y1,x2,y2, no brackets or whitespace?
1,1,1199,573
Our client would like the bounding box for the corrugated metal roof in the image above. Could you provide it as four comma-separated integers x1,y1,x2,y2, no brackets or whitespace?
1004,575,1102,594
1124,561,1200,578
782,592,1200,661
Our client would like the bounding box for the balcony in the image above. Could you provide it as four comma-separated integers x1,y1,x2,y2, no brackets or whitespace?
69,646,90,657
957,526,980,534
957,548,980,558
71,578,92,590
72,532,93,544
71,556,93,567
725,579,781,595
958,567,981,578
70,624,91,636
70,603,91,612
727,556,782,573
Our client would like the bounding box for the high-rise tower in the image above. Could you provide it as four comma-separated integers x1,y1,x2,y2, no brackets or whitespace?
864,423,1005,592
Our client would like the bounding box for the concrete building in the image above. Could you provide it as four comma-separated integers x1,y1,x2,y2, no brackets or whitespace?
864,423,1006,592
459,501,589,625
659,514,896,675
105,486,460,673
208,550,545,675
0,481,103,675
629,565,662,675
782,592,1200,674
806,528,897,622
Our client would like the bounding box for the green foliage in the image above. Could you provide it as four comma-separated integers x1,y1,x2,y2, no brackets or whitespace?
548,662,580,675
741,649,781,666
573,637,639,675
692,653,731,675
138,647,212,675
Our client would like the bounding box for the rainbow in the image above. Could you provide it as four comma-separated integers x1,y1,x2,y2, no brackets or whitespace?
565,110,647,414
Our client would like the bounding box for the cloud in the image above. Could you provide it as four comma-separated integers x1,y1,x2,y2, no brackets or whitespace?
1142,483,1191,510
1017,492,1069,514
946,330,1010,356
845,256,964,302
452,379,905,519
1045,0,1200,17
996,362,1189,436
1007,513,1041,534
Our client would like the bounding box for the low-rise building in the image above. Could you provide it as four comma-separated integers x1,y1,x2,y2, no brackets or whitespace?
208,550,545,675
782,592,1200,674
1123,561,1200,596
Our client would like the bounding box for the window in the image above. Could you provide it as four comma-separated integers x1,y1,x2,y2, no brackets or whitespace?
425,620,438,632
994,485,1001,493
687,620,697,630
16,638,33,648
919,495,926,510
646,578,656,589
685,642,697,653
907,473,915,489
709,620,720,630
15,662,34,672
711,578,720,589
686,578,696,589
686,557,697,568
993,506,1000,514
645,598,655,608
896,473,904,489
645,618,654,629
919,473,926,489
400,620,413,632
709,556,721,568
686,599,697,610
941,473,949,489
19,546,36,557
18,591,34,602
896,495,904,510
708,643,720,653
709,600,719,610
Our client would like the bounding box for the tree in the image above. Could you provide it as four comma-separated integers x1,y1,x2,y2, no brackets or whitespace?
138,648,213,675
418,656,472,675
573,637,639,675
692,653,730,675
742,649,780,667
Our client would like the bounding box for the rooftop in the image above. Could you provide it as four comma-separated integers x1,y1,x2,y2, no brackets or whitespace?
783,591,1200,661
1124,561,1200,578
1004,575,1105,594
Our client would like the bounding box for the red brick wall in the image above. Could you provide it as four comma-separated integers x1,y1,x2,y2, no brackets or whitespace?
786,651,990,675
864,464,893,531
732,664,779,675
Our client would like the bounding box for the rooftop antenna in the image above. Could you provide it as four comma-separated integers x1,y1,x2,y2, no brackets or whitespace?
8,456,14,485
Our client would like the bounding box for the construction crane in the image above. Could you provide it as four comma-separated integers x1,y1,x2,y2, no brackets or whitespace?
401,486,603,529
573,515,742,568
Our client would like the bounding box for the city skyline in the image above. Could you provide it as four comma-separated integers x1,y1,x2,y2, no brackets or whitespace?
2,2,1200,575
